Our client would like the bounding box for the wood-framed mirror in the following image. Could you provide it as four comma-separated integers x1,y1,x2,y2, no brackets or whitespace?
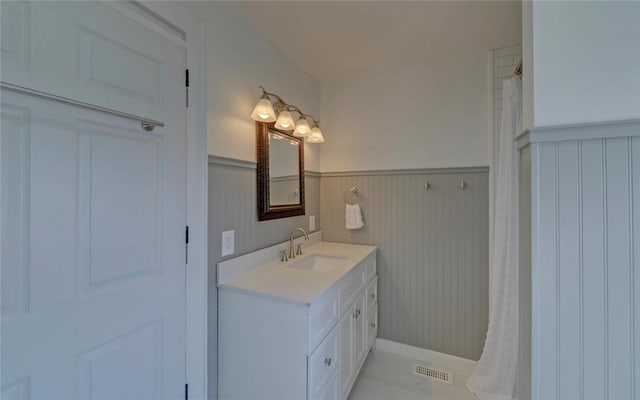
256,121,305,221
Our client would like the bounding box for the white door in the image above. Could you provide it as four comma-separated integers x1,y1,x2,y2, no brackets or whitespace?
1,2,187,399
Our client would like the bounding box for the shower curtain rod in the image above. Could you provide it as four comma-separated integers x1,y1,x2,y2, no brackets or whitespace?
514,59,523,77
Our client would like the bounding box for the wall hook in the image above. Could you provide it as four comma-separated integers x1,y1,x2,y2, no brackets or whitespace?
458,180,466,190
424,181,430,190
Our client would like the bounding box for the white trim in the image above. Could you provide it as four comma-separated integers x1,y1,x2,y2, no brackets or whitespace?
374,338,477,376
318,166,489,177
518,118,640,149
208,155,256,170
207,154,487,177
107,3,208,399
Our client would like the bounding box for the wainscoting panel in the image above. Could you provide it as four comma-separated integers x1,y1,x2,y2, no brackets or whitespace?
320,168,489,360
208,157,320,262
519,119,640,400
207,156,321,396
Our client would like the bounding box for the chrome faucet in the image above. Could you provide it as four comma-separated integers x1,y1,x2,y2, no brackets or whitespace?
289,228,309,259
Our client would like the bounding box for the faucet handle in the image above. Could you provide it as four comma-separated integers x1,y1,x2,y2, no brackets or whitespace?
296,243,303,256
280,249,288,262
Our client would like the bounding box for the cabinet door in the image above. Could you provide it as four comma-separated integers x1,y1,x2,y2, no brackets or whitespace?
367,304,378,350
309,328,339,400
366,276,378,315
338,306,355,399
354,292,367,368
314,372,339,400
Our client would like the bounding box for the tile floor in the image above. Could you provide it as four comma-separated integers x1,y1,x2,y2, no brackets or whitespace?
348,349,479,400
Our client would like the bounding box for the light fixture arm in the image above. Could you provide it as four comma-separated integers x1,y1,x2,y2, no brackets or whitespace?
259,86,287,107
257,86,320,126
253,86,324,142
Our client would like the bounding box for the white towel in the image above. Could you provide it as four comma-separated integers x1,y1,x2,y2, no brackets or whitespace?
345,203,364,230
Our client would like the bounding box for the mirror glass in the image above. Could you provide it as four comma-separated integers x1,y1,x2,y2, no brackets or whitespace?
268,132,300,205
256,122,305,221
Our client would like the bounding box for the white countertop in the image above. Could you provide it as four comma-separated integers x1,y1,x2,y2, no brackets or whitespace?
218,239,376,305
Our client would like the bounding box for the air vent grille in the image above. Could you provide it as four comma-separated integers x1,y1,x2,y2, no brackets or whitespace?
413,363,452,384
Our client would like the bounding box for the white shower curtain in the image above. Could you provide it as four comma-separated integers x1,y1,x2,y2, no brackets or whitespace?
466,77,521,400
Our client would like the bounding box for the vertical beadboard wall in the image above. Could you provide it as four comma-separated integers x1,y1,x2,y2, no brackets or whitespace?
320,168,489,360
519,120,640,400
207,156,321,395
208,157,321,260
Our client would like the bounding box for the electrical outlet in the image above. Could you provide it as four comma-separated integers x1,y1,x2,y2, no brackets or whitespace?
309,215,316,231
221,230,234,257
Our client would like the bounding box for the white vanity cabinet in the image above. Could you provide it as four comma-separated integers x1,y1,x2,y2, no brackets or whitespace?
218,240,377,400
338,255,377,399
338,291,366,399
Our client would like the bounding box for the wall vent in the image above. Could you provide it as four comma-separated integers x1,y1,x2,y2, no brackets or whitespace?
413,363,452,385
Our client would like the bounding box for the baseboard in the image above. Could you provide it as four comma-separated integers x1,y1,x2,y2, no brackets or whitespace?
375,338,477,375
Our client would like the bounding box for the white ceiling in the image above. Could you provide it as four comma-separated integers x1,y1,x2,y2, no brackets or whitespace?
228,1,522,83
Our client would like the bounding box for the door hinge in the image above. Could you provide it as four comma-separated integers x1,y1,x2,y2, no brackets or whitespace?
185,383,188,400
185,226,189,264
185,69,190,108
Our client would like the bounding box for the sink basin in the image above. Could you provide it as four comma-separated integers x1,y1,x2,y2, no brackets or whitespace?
287,254,347,272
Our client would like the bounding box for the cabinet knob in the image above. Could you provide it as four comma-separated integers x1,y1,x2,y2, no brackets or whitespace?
370,293,376,299
370,322,376,328
324,357,332,366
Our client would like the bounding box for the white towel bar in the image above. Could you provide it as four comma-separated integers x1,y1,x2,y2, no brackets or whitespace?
0,81,165,132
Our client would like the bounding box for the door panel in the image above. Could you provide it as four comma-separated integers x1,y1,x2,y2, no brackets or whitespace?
0,1,180,122
1,2,187,399
0,104,30,318
0,1,31,78
77,321,162,400
80,123,162,287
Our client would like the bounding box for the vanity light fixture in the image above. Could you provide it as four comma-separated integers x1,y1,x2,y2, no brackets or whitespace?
251,86,325,143
275,108,295,130
293,115,311,137
307,121,325,143
250,93,277,122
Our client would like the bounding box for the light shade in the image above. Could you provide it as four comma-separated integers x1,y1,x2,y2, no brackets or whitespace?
293,116,311,137
275,109,295,130
250,95,276,122
307,125,325,143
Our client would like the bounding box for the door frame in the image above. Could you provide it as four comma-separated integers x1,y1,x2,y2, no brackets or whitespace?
102,2,208,398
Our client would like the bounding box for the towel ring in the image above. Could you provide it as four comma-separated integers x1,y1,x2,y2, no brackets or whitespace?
345,186,359,205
